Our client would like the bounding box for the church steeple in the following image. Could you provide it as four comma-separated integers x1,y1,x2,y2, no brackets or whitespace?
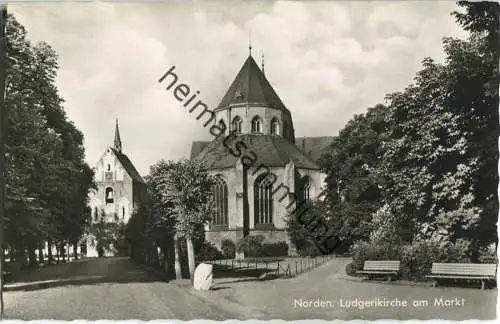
114,118,122,153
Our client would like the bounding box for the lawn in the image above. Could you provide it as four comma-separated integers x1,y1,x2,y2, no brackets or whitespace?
204,254,336,279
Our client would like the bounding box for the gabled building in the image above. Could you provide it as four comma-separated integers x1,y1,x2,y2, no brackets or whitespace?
86,120,146,257
190,51,334,253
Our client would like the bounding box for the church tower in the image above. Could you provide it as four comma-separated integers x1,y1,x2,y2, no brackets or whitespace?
86,120,145,257
212,50,296,143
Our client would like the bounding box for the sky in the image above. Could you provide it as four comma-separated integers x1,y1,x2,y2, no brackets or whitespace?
10,0,467,176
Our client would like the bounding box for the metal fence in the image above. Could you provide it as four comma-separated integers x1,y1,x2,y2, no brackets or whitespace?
204,254,336,279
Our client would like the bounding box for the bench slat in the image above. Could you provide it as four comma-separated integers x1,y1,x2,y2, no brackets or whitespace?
363,261,400,271
430,263,497,276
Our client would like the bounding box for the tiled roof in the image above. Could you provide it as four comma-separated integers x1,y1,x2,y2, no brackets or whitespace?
191,135,320,170
111,148,145,183
190,141,210,160
190,136,335,166
215,55,289,112
295,136,335,162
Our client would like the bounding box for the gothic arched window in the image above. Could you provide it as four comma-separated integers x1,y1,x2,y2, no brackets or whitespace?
105,187,114,204
271,118,280,136
232,116,242,134
212,176,228,226
94,207,99,221
254,174,273,225
302,176,311,202
251,116,263,133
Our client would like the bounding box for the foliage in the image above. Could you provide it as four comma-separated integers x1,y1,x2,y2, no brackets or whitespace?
345,262,358,277
221,239,236,259
351,238,473,280
318,104,390,244
149,159,214,240
477,243,498,264
89,211,127,257
196,241,224,262
4,14,94,264
317,2,498,249
286,201,328,257
260,242,289,257
236,235,265,258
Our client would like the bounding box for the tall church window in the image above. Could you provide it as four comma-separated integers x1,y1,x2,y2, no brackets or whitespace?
94,207,99,221
232,116,242,134
122,207,125,219
105,187,114,204
254,174,273,225
251,116,263,133
271,118,280,135
302,176,311,202
212,176,228,226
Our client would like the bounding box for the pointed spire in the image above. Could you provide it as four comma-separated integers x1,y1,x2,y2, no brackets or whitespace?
261,51,265,75
114,118,122,153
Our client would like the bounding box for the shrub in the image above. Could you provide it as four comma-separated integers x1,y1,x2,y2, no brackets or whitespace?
478,243,498,264
236,235,265,257
345,262,358,277
260,242,289,257
352,239,474,280
221,239,236,259
197,241,223,261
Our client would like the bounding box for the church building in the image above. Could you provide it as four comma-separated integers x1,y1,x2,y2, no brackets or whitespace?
86,120,146,257
190,50,334,254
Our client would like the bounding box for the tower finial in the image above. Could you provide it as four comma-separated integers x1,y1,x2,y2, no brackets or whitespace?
261,51,265,75
114,118,122,153
248,31,252,56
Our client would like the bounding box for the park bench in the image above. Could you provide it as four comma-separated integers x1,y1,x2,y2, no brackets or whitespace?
357,260,400,281
426,263,497,290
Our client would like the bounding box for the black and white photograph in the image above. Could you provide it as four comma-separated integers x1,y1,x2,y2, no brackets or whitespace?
0,0,498,321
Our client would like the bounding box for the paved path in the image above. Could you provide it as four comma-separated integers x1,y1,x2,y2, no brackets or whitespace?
3,256,497,320
4,257,234,320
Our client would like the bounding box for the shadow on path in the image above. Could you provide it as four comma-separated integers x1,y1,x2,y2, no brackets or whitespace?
5,257,168,292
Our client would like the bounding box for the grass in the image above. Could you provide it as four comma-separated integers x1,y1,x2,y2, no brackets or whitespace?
205,254,336,278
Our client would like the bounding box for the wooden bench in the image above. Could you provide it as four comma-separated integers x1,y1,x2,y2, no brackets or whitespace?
426,263,497,290
357,260,400,281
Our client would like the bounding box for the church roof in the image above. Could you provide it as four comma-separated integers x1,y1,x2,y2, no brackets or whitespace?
110,148,145,183
295,136,335,162
190,136,334,164
191,135,320,170
215,55,289,112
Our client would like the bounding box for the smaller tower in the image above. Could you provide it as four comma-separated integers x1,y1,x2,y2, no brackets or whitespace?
114,118,122,153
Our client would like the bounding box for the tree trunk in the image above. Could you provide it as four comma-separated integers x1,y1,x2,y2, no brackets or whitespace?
15,248,27,267
47,241,53,264
186,236,196,281
38,243,44,264
28,247,37,267
73,243,78,260
59,242,66,262
174,234,182,280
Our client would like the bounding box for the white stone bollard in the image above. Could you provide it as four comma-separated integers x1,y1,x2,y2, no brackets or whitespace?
193,263,214,291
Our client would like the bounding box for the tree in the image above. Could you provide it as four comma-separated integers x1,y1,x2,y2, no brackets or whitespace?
318,104,390,243
380,1,499,245
4,14,94,265
149,160,214,280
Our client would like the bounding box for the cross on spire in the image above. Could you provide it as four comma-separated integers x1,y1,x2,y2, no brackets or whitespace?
248,31,252,56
